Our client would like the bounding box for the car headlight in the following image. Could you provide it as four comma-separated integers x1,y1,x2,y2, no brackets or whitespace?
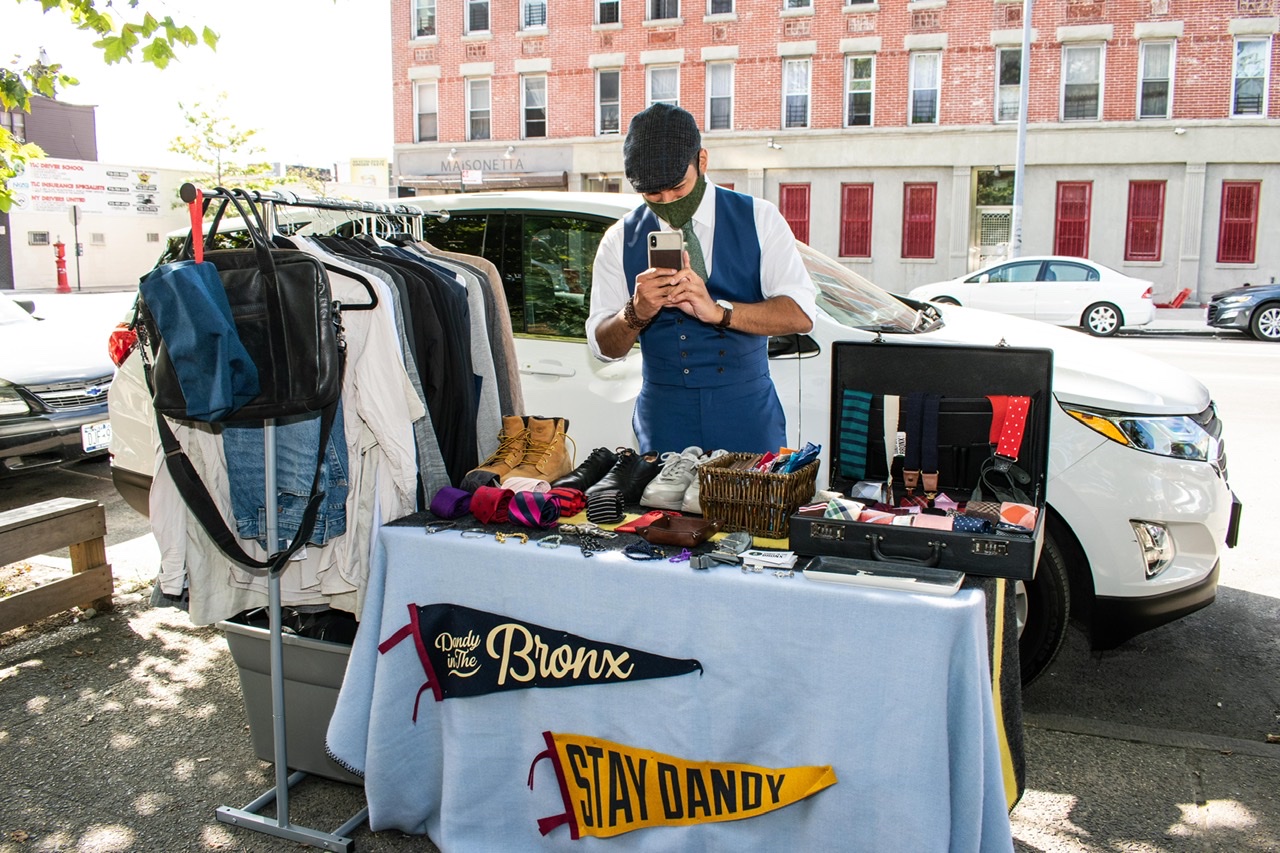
1216,295,1253,306
0,381,32,417
1063,405,1216,461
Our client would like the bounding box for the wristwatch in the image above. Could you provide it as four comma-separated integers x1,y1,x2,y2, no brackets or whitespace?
714,299,733,330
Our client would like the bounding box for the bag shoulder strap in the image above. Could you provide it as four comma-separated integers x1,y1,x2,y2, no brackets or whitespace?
155,389,339,577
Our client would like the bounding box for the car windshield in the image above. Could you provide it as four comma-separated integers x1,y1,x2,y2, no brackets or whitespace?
799,244,925,332
0,296,36,326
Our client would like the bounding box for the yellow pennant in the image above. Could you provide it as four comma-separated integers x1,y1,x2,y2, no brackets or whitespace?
528,731,838,839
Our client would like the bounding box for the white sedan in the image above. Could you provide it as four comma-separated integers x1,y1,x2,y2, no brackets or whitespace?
909,256,1156,336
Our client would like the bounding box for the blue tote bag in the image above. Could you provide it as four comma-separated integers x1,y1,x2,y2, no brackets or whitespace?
137,202,260,422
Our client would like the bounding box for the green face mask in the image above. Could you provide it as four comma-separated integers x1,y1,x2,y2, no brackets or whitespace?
645,172,707,230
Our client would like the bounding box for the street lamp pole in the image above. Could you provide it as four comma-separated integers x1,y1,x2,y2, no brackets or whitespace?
1010,0,1035,259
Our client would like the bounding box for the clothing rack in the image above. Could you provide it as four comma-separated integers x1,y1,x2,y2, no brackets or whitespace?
178,183,442,851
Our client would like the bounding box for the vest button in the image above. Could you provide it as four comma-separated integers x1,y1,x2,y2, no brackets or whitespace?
719,350,726,356
680,352,687,358
680,335,687,341
718,367,724,373
683,368,690,374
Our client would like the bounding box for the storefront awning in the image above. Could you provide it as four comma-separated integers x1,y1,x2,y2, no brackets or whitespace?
398,171,568,191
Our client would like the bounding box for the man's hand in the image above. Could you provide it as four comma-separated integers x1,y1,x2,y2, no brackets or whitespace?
632,264,678,325
665,250,720,324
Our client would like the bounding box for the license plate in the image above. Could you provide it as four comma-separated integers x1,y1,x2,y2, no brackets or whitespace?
82,420,112,453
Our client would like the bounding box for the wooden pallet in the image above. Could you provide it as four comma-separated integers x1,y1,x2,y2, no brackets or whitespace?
0,497,112,634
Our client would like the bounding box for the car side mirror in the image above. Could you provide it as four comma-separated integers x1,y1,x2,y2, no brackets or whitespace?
14,299,36,315
768,333,820,360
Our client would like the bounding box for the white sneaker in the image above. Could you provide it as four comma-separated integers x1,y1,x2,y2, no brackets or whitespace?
640,446,703,510
681,448,729,514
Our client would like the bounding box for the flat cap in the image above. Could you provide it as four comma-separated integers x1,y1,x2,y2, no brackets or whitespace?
622,103,702,194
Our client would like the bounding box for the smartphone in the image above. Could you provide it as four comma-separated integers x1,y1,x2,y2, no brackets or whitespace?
648,231,684,271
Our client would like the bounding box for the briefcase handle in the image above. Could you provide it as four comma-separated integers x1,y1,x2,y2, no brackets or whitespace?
867,532,944,568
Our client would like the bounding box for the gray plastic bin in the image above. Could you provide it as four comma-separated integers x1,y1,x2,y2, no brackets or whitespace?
219,619,362,786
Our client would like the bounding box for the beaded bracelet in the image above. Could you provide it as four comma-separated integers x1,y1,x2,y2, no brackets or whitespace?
622,297,654,332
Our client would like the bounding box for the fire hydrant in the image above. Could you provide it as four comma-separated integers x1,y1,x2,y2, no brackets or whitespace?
53,240,70,293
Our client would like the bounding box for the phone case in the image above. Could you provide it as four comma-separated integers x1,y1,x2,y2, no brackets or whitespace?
648,231,684,270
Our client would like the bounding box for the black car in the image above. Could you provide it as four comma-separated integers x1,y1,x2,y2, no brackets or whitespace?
1205,280,1280,341
0,293,115,477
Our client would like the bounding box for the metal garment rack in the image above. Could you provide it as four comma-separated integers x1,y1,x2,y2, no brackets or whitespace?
178,184,442,851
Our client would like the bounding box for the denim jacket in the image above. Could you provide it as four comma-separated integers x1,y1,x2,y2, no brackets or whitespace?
223,398,350,551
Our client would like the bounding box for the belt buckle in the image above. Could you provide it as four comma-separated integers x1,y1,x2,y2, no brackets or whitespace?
992,452,1016,473
902,469,921,495
921,471,939,500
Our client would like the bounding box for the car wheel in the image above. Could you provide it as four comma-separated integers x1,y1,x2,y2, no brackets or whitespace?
1017,528,1071,685
1082,302,1121,337
933,296,960,305
1248,303,1280,341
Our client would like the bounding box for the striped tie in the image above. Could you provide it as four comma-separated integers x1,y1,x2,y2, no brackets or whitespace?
838,390,873,481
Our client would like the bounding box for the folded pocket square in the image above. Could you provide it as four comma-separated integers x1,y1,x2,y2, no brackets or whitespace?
824,498,866,521
1000,501,1039,529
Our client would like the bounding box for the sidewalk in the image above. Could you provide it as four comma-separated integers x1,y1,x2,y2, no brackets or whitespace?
2,578,1276,851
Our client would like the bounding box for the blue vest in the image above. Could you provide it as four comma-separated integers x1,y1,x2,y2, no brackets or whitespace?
622,189,767,389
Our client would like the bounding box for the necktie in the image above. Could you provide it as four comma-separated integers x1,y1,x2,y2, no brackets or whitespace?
681,221,708,281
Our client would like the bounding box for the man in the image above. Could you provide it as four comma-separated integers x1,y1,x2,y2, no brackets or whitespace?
586,103,817,455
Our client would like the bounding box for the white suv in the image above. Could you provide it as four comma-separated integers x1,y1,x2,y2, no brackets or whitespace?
106,190,1240,684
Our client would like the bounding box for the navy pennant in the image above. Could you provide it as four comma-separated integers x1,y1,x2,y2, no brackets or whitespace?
378,603,703,721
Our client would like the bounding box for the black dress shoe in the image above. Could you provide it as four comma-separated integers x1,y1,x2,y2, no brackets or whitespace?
551,446,618,491
585,448,661,505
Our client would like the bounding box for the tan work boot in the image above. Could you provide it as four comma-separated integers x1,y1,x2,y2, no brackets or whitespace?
461,416,529,491
503,416,574,483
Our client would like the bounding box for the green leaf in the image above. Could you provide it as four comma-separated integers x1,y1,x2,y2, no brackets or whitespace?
141,38,175,70
94,35,131,65
202,26,219,50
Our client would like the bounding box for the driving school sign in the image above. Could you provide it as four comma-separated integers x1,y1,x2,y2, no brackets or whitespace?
4,158,161,215
377,603,703,720
529,731,838,839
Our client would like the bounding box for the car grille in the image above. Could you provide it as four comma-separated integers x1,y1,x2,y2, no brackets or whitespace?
1206,303,1222,323
27,375,114,410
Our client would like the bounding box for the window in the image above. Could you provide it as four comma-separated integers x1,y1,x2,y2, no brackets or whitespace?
1043,261,1099,282
522,0,547,28
845,55,874,126
416,82,439,142
520,213,611,338
1232,38,1270,117
901,183,936,259
522,76,547,138
468,78,491,141
785,0,812,7
707,62,733,130
1138,42,1172,119
414,0,436,37
28,231,50,246
649,0,678,20
147,232,160,243
648,66,679,107
585,176,622,192
1054,181,1092,257
1125,181,1165,261
969,260,1041,283
996,47,1021,123
779,184,811,244
1217,181,1260,264
839,183,873,257
598,0,620,24
466,0,489,33
1063,44,1103,121
0,110,24,141
598,70,621,134
909,53,940,125
710,0,733,11
783,59,810,128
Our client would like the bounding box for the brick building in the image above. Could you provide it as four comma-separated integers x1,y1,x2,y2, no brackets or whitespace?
390,0,1280,300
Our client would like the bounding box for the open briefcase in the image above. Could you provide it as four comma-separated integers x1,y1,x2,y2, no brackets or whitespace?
789,340,1053,580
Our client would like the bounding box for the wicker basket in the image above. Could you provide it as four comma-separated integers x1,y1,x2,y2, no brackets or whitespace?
696,453,819,539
